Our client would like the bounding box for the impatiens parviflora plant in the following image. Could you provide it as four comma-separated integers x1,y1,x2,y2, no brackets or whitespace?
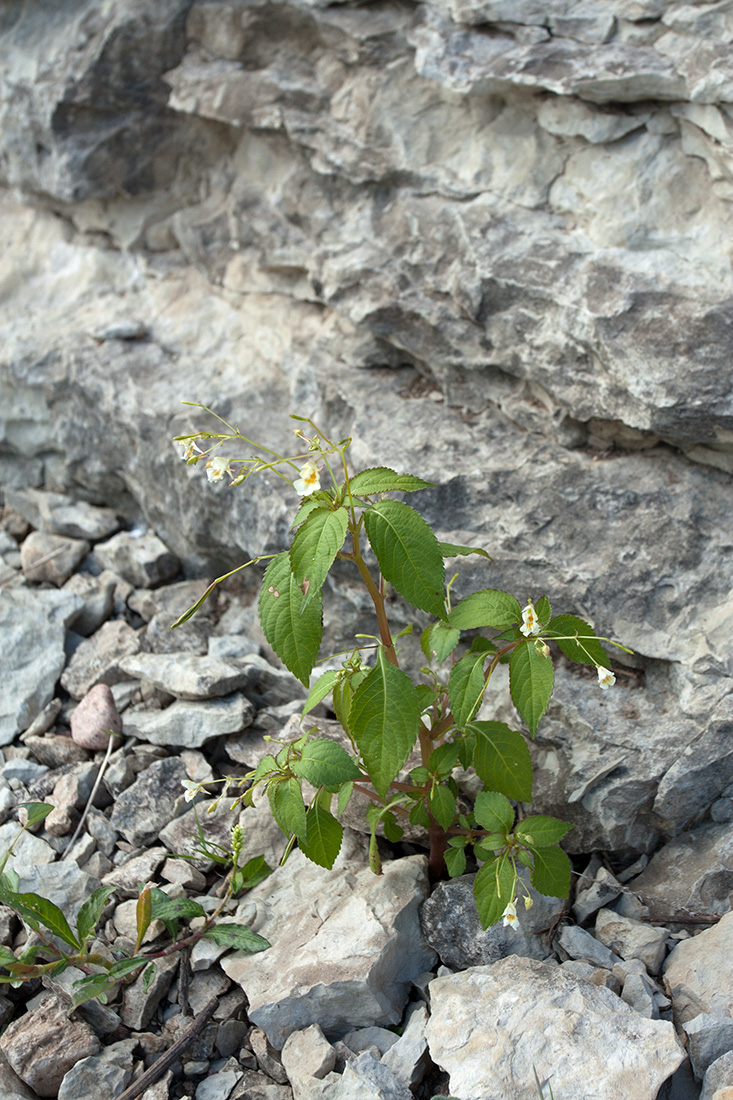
172,404,631,929
0,804,270,1009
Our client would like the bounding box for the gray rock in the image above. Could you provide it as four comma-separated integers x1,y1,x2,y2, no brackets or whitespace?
0,1049,38,1100
120,953,179,1030
229,1070,293,1099
381,1003,430,1088
123,692,254,748
15,861,102,927
572,867,623,923
57,1039,137,1100
6,488,119,541
281,1025,337,1089
20,530,90,586
594,908,669,975
63,572,116,636
221,843,436,1050
0,588,83,743
426,957,686,1100
119,652,256,700
702,1050,733,1100
93,531,179,589
556,924,619,969
664,911,733,1024
683,1014,733,1082
420,869,564,969
0,993,101,1098
195,1069,243,1100
0,820,55,872
102,846,169,898
560,959,621,994
632,823,733,921
109,756,189,847
60,619,142,700
342,1027,399,1058
621,970,663,1020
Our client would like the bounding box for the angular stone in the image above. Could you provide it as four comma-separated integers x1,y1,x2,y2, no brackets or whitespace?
0,1048,37,1100
594,908,669,974
0,588,83,743
57,1039,137,1100
683,1014,733,1082
420,869,564,969
556,924,619,969
60,619,141,700
381,1002,430,1089
426,957,685,1100
20,530,90,586
632,823,733,921
63,572,116,636
93,531,179,589
124,692,254,748
120,652,256,700
102,846,169,899
120,953,179,1030
109,756,189,847
0,993,101,1098
15,861,102,927
6,488,119,541
664,912,733,1024
70,683,123,750
702,1051,733,1100
221,842,436,1050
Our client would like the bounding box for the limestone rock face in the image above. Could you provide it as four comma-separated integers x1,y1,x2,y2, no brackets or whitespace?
1,0,733,867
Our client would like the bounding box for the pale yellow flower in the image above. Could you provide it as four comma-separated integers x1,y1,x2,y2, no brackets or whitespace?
502,900,519,930
178,439,198,461
293,461,320,496
597,666,615,690
520,601,540,637
206,457,230,483
181,779,202,802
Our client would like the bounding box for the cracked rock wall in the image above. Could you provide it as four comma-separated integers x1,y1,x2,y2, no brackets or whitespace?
1,0,732,855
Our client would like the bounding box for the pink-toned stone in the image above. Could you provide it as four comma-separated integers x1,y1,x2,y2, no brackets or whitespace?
0,993,100,1097
70,683,122,750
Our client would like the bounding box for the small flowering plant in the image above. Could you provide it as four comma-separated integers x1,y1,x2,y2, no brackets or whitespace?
173,406,631,929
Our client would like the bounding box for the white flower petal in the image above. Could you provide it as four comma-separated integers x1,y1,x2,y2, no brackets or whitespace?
597,666,616,690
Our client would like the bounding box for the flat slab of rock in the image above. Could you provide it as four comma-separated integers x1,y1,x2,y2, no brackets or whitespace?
0,993,101,1097
20,530,89,586
123,692,254,747
93,531,179,588
109,756,189,846
632,823,733,921
664,911,733,1023
120,652,256,699
60,619,141,700
0,588,83,743
6,488,119,541
221,838,436,1050
426,956,686,1100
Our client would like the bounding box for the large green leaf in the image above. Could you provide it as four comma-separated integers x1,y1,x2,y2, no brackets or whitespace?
528,845,572,898
271,778,307,840
202,924,270,953
348,648,422,799
546,615,609,667
302,670,339,717
473,790,515,834
364,501,445,618
0,889,80,950
473,855,517,930
509,641,554,736
438,542,491,560
18,803,54,828
289,506,348,608
448,644,491,729
515,815,572,848
348,467,434,495
449,589,522,630
76,886,117,947
149,894,206,923
292,739,362,787
469,721,533,802
299,803,343,869
259,552,323,685
424,622,460,664
428,785,457,830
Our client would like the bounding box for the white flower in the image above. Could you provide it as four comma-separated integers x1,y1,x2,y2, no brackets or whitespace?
181,779,202,803
178,439,198,461
205,457,230,483
502,900,519,930
597,666,616,690
293,461,320,496
520,601,540,637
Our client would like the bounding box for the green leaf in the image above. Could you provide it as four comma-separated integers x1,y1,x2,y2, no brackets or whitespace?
438,542,491,560
364,501,445,618
299,803,343,869
409,800,430,829
271,778,307,840
259,552,323,685
107,955,151,980
448,646,490,729
348,467,434,495
302,670,339,717
546,615,609,667
529,845,572,898
449,589,522,631
427,742,461,778
429,785,456,830
290,507,348,608
202,923,270,953
142,963,156,991
18,802,54,827
469,721,533,802
0,889,80,949
535,595,552,624
348,647,421,799
291,495,328,530
149,894,206,924
232,854,272,893
425,622,461,664
0,946,18,969
509,641,554,736
292,739,362,787
516,815,573,848
72,974,117,1009
337,782,353,816
76,886,116,947
381,812,403,844
444,846,467,877
473,790,515,834
473,855,517,929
